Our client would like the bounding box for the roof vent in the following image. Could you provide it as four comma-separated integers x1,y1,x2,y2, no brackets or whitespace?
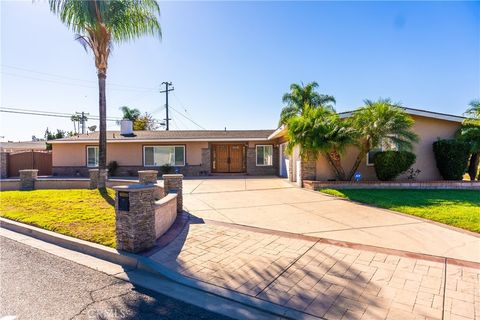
120,120,135,137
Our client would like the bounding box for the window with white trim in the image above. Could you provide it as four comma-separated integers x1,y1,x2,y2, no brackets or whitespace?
86,146,99,167
366,138,398,166
256,145,273,166
144,146,185,167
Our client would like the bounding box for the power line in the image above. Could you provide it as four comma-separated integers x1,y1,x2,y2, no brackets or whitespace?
2,65,158,91
169,105,206,130
0,107,121,122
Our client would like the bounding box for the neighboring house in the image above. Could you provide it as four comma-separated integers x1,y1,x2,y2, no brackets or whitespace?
0,141,48,153
49,108,464,181
270,108,465,183
49,125,279,177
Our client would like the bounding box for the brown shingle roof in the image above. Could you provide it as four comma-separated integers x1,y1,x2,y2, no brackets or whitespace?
50,130,276,143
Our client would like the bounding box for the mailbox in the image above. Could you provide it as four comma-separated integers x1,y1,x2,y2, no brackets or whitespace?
118,192,130,211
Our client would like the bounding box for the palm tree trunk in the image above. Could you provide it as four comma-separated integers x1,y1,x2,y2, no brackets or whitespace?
324,150,346,180
348,150,367,181
468,152,479,181
97,71,107,188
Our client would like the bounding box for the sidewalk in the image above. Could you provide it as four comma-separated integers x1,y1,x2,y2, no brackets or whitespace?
148,218,480,320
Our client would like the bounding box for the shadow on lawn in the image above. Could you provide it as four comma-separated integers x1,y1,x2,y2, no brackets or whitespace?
98,187,115,207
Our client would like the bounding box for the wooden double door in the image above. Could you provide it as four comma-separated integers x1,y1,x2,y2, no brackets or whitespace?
212,144,245,173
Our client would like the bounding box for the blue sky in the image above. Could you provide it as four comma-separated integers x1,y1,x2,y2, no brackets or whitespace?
1,1,479,141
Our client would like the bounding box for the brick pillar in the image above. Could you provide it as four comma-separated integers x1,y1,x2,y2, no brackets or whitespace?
89,169,99,189
113,185,157,253
1,152,8,179
299,152,316,187
98,168,108,189
19,169,38,190
163,174,183,213
138,170,158,184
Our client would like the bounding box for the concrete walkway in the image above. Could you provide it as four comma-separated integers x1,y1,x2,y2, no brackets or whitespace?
149,220,479,320
182,177,480,263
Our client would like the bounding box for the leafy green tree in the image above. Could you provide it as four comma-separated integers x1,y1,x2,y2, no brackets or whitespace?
49,0,161,187
134,112,158,130
347,99,419,180
286,105,357,180
279,82,335,125
459,100,480,180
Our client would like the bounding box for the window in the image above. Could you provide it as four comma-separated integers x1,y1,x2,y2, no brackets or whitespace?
144,146,185,167
366,138,398,166
87,146,99,167
256,145,273,166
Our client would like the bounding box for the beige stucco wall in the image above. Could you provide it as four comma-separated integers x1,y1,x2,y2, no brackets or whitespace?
315,115,461,181
53,141,208,167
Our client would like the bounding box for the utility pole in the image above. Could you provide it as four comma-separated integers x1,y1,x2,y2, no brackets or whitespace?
76,112,90,134
160,82,174,130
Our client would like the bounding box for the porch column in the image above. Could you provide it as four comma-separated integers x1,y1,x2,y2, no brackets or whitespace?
299,152,316,187
163,174,183,213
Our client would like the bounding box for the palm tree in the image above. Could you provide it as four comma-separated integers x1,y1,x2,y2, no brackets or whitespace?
49,0,161,188
460,100,480,180
286,105,357,180
119,106,141,122
279,82,335,125
347,98,419,180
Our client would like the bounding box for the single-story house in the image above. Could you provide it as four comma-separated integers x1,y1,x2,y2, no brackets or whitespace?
50,128,280,177
49,107,465,181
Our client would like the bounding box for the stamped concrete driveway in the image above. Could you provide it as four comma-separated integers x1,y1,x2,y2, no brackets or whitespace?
182,177,480,263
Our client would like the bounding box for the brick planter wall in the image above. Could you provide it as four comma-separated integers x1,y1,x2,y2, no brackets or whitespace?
303,180,480,190
19,169,38,191
163,174,183,213
1,153,8,179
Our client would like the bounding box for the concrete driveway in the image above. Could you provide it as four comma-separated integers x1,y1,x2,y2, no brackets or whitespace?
183,177,480,263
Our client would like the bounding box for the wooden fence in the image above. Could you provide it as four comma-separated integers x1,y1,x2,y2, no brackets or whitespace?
7,151,52,177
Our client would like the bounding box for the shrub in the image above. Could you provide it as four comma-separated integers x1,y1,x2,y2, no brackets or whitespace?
160,164,175,174
374,151,416,181
107,161,118,176
433,139,471,180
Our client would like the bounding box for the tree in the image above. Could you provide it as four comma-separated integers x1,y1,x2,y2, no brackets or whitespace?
459,100,480,180
119,106,141,122
347,99,419,180
279,82,335,125
49,0,161,188
286,105,357,180
134,112,158,130
70,114,81,134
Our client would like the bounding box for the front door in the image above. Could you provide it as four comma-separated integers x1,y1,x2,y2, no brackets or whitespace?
212,144,245,173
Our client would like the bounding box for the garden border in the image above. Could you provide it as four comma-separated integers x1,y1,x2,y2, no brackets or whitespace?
303,180,480,190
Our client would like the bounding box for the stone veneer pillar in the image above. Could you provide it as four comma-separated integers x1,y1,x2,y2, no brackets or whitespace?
1,152,8,179
19,169,38,190
163,174,183,213
299,152,316,186
138,170,158,184
89,169,99,189
113,184,157,253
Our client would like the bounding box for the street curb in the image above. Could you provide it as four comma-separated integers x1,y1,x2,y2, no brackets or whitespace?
0,218,322,320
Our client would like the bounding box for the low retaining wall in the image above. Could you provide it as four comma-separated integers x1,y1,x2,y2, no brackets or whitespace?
154,193,178,239
303,180,480,190
0,178,140,191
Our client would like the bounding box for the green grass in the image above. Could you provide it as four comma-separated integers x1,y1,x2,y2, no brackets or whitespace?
0,189,116,247
319,189,480,233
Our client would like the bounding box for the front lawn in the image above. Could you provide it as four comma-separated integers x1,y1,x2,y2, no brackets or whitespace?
320,189,480,233
0,189,116,247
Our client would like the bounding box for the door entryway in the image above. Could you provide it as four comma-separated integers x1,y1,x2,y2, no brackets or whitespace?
212,144,245,173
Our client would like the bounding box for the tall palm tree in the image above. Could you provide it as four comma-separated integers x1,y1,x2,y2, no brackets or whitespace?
279,82,335,125
465,99,480,121
49,0,161,188
286,105,357,180
347,98,419,180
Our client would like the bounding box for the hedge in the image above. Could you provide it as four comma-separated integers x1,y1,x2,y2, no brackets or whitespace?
374,151,416,181
433,139,470,180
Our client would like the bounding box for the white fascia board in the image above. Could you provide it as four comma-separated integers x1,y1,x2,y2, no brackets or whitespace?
49,137,270,144
268,126,286,140
338,109,464,123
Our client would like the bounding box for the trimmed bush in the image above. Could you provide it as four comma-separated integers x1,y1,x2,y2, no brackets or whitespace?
374,151,416,181
433,139,471,180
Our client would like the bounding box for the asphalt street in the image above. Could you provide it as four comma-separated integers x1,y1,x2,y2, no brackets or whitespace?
0,236,233,320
